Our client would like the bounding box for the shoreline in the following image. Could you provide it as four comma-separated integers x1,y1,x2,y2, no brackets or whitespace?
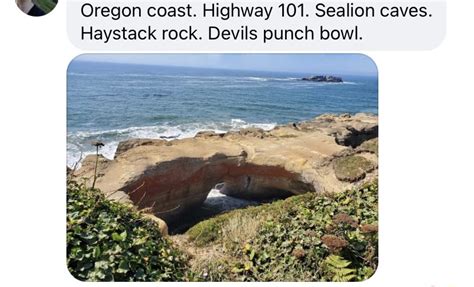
67,112,377,167
67,118,278,167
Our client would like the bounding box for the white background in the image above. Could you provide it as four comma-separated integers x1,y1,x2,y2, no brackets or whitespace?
0,0,473,286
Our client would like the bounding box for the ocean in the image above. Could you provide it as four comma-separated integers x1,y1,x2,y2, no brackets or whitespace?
67,61,378,167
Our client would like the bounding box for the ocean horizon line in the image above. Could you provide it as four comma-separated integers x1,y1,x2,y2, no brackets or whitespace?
69,58,378,78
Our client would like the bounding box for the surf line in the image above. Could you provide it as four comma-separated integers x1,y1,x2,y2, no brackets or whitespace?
202,3,273,21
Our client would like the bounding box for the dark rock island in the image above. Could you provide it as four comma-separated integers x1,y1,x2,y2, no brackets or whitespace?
302,75,343,83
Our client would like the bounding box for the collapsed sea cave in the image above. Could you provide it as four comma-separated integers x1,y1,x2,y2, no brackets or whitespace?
118,161,316,235
71,114,379,236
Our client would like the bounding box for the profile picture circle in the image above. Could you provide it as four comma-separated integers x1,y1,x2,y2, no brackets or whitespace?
16,0,57,16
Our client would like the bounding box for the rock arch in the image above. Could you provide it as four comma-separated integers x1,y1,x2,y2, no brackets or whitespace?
119,157,316,221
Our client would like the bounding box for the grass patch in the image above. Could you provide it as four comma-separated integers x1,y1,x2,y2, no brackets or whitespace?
221,214,261,250
186,216,226,247
333,155,374,182
358,138,378,155
187,198,292,247
190,254,234,281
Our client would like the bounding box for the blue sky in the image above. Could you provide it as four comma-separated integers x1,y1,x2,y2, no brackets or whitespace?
75,54,377,76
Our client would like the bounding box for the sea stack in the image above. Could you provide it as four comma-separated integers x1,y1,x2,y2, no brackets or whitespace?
302,75,343,83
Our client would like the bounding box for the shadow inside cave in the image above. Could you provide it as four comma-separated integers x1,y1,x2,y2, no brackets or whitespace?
167,183,292,234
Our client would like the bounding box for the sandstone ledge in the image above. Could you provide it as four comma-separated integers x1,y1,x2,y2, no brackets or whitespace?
73,113,378,221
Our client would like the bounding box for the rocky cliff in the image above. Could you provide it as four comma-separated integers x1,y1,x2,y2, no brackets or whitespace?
73,113,378,221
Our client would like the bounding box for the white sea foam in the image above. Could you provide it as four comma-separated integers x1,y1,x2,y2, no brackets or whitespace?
67,119,277,168
244,77,268,81
67,72,92,77
204,189,257,211
242,76,302,82
111,75,305,83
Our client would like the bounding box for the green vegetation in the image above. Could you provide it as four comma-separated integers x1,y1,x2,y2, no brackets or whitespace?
187,195,298,247
333,155,374,182
186,181,378,281
358,138,379,155
67,178,377,282
34,0,57,13
66,181,188,281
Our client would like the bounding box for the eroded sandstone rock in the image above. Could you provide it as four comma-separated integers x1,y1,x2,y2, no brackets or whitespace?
115,139,167,158
142,213,169,236
73,114,378,221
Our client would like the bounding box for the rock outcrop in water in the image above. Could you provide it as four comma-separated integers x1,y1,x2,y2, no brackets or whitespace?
302,75,343,83
73,114,378,221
